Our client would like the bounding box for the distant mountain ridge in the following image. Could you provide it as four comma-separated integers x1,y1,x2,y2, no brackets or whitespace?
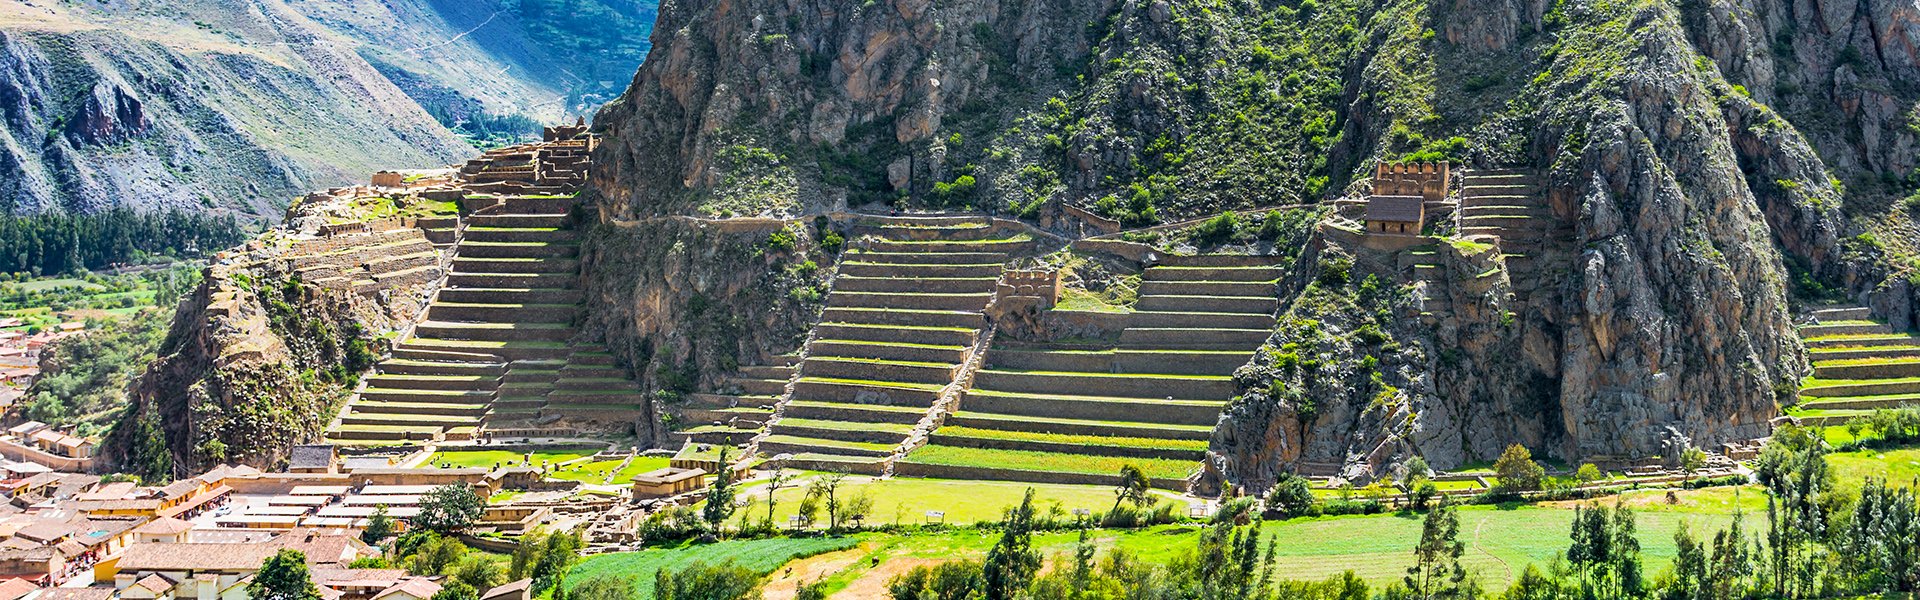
0,0,655,222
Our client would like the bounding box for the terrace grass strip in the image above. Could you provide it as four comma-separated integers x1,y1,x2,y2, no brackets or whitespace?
902,444,1197,481
933,426,1210,452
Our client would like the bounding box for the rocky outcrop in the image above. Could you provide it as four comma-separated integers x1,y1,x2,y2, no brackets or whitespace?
576,217,834,443
1206,0,1856,489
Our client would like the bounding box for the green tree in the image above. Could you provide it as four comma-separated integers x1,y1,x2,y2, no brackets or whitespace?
429,581,477,600
702,447,736,533
806,472,848,532
1112,464,1152,514
408,534,467,576
654,561,761,600
1263,472,1315,517
1492,444,1545,493
983,489,1043,599
1405,501,1470,600
417,484,484,534
362,505,395,546
566,574,633,600
886,560,985,600
248,549,322,600
451,556,503,592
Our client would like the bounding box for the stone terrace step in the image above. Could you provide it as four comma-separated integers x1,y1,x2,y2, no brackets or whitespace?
960,390,1224,426
808,339,968,364
357,388,493,404
839,262,1004,279
849,250,1010,264
947,412,1213,440
928,429,1205,461
871,223,997,242
1804,334,1920,349
684,393,780,410
768,453,888,475
1813,307,1873,321
339,413,479,427
1129,310,1275,329
459,241,579,259
790,378,943,406
1798,394,1920,411
833,276,1000,294
1814,360,1920,380
667,426,759,446
437,288,583,305
1459,205,1548,218
1134,295,1278,315
1113,349,1254,375
1808,346,1920,361
463,227,578,244
501,196,579,214
1461,185,1539,198
768,419,913,444
829,291,993,312
452,257,580,275
756,434,896,458
1799,321,1894,338
390,347,504,363
448,272,578,288
735,365,794,380
973,369,1235,398
413,321,575,342
1137,281,1275,297
820,307,985,330
349,401,488,417
1802,379,1920,398
400,338,572,361
867,238,1032,253
363,374,498,392
379,359,505,377
780,400,929,424
1119,328,1272,350
1155,255,1287,268
427,302,578,323
1142,266,1282,283
813,323,978,347
802,357,959,386
469,214,569,228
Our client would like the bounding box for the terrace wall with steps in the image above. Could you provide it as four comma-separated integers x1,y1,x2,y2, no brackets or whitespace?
1795,305,1920,423
326,195,653,446
752,218,1032,472
901,259,1283,490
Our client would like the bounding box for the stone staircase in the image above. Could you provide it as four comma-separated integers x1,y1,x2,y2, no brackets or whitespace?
1793,306,1920,424
1456,169,1571,293
667,358,796,449
897,255,1282,489
325,196,648,445
755,219,1022,474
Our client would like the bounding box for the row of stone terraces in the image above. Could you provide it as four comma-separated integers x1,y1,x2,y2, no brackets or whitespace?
755,219,1027,474
1457,169,1570,292
898,255,1282,489
667,358,797,449
324,196,648,446
1793,306,1920,426
292,228,444,297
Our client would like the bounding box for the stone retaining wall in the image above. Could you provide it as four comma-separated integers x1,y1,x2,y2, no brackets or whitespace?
893,461,1186,490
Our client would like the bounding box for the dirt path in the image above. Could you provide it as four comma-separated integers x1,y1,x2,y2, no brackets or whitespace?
761,547,870,600
836,557,941,599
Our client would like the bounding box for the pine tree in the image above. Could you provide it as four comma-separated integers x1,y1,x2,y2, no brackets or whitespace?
983,489,1042,599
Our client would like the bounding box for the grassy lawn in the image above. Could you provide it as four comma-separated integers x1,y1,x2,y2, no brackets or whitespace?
902,445,1198,481
547,457,673,485
565,537,859,597
1829,447,1920,491
732,475,1165,527
426,450,594,469
723,491,1749,596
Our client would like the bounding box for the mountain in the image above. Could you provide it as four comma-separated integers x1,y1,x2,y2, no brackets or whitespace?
0,0,654,221
588,0,1920,484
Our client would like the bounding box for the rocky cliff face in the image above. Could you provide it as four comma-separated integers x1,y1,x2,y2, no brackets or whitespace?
576,218,833,442
589,0,1918,488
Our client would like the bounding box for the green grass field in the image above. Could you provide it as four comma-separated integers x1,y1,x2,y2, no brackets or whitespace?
903,445,1198,480
1830,447,1920,489
547,457,672,485
730,476,1166,527
647,492,1749,597
565,537,860,597
427,450,594,468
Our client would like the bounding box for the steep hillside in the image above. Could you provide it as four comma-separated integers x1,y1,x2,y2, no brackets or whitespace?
0,0,656,221
587,0,1920,486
